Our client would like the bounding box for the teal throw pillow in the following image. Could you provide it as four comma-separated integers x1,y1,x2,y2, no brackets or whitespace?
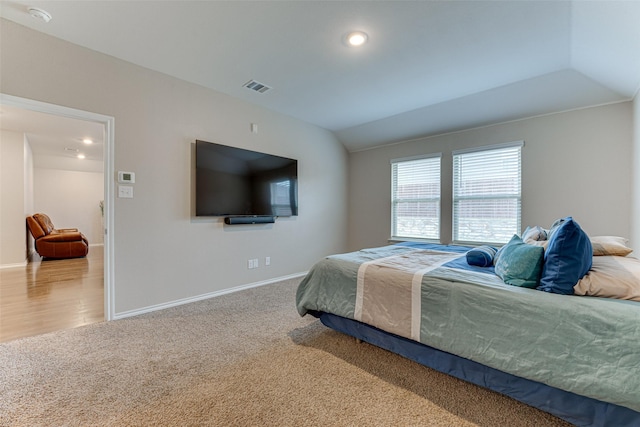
495,235,545,288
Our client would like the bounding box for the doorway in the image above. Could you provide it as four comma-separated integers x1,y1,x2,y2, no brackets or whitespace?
0,94,114,340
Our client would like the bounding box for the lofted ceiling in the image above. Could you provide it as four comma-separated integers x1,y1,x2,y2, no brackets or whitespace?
1,0,639,152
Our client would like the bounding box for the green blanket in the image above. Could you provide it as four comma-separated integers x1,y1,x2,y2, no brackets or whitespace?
296,244,640,412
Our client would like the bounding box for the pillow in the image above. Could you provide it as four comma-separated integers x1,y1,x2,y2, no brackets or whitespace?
574,256,640,302
590,236,633,257
524,239,549,249
494,235,544,288
547,217,567,239
522,225,548,242
538,217,592,295
520,225,550,249
466,245,497,267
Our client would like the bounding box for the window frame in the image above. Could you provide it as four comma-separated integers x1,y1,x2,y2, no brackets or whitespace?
452,141,523,245
390,153,442,242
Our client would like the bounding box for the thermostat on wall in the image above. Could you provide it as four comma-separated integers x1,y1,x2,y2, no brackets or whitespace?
118,171,135,184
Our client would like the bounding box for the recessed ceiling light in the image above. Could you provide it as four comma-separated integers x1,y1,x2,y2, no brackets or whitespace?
77,154,86,159
27,7,52,23
83,138,93,145
344,31,368,47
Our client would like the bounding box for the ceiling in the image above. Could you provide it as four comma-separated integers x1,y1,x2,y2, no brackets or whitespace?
0,104,104,171
1,1,639,152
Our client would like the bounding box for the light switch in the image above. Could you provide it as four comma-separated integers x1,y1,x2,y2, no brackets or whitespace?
118,185,134,198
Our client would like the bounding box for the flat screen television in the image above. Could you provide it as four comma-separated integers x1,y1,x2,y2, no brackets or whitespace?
195,140,298,217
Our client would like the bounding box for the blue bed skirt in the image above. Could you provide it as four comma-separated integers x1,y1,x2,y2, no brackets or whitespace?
318,312,640,427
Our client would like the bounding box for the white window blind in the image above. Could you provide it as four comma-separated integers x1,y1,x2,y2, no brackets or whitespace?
452,142,522,244
391,154,441,240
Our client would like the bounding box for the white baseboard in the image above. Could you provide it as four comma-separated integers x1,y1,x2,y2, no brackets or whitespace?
112,271,308,320
0,260,28,269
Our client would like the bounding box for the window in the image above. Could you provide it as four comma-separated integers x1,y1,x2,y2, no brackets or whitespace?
452,142,522,244
391,154,441,240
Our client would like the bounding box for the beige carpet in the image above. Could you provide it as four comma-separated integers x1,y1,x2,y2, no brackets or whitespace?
0,278,571,426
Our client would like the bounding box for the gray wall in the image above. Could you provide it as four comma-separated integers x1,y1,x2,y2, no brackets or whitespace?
632,94,640,251
349,102,633,251
0,19,349,314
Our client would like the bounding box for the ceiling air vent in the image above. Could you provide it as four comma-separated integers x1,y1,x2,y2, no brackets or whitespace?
243,80,272,94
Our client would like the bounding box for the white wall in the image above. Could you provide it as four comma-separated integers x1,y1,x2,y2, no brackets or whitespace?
349,102,633,251
0,130,27,265
1,133,102,258
24,137,34,220
0,19,349,314
24,136,34,255
33,168,104,245
34,154,103,174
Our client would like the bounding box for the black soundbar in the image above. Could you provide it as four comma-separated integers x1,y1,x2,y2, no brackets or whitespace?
224,215,275,225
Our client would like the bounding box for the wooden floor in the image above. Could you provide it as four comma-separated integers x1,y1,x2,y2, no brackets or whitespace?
0,246,104,343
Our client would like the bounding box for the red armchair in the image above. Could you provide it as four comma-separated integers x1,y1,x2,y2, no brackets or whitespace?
26,213,89,259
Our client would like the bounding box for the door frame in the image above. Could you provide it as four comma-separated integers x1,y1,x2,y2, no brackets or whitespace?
1,93,115,321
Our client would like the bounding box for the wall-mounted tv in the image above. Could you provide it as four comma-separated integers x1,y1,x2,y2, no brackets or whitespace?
195,140,298,217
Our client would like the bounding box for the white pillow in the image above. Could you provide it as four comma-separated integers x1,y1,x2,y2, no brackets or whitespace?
522,225,548,242
590,236,632,256
522,225,550,249
574,256,640,302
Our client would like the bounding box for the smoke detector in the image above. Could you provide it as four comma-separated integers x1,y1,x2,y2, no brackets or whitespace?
27,7,52,23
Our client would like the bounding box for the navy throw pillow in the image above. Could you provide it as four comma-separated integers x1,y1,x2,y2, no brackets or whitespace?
466,245,497,267
538,217,593,295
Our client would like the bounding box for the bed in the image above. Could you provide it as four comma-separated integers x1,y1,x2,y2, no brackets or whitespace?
296,238,640,427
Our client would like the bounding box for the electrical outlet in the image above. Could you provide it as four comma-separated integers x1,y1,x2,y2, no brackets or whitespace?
254,258,259,268
248,259,254,269
265,256,271,266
